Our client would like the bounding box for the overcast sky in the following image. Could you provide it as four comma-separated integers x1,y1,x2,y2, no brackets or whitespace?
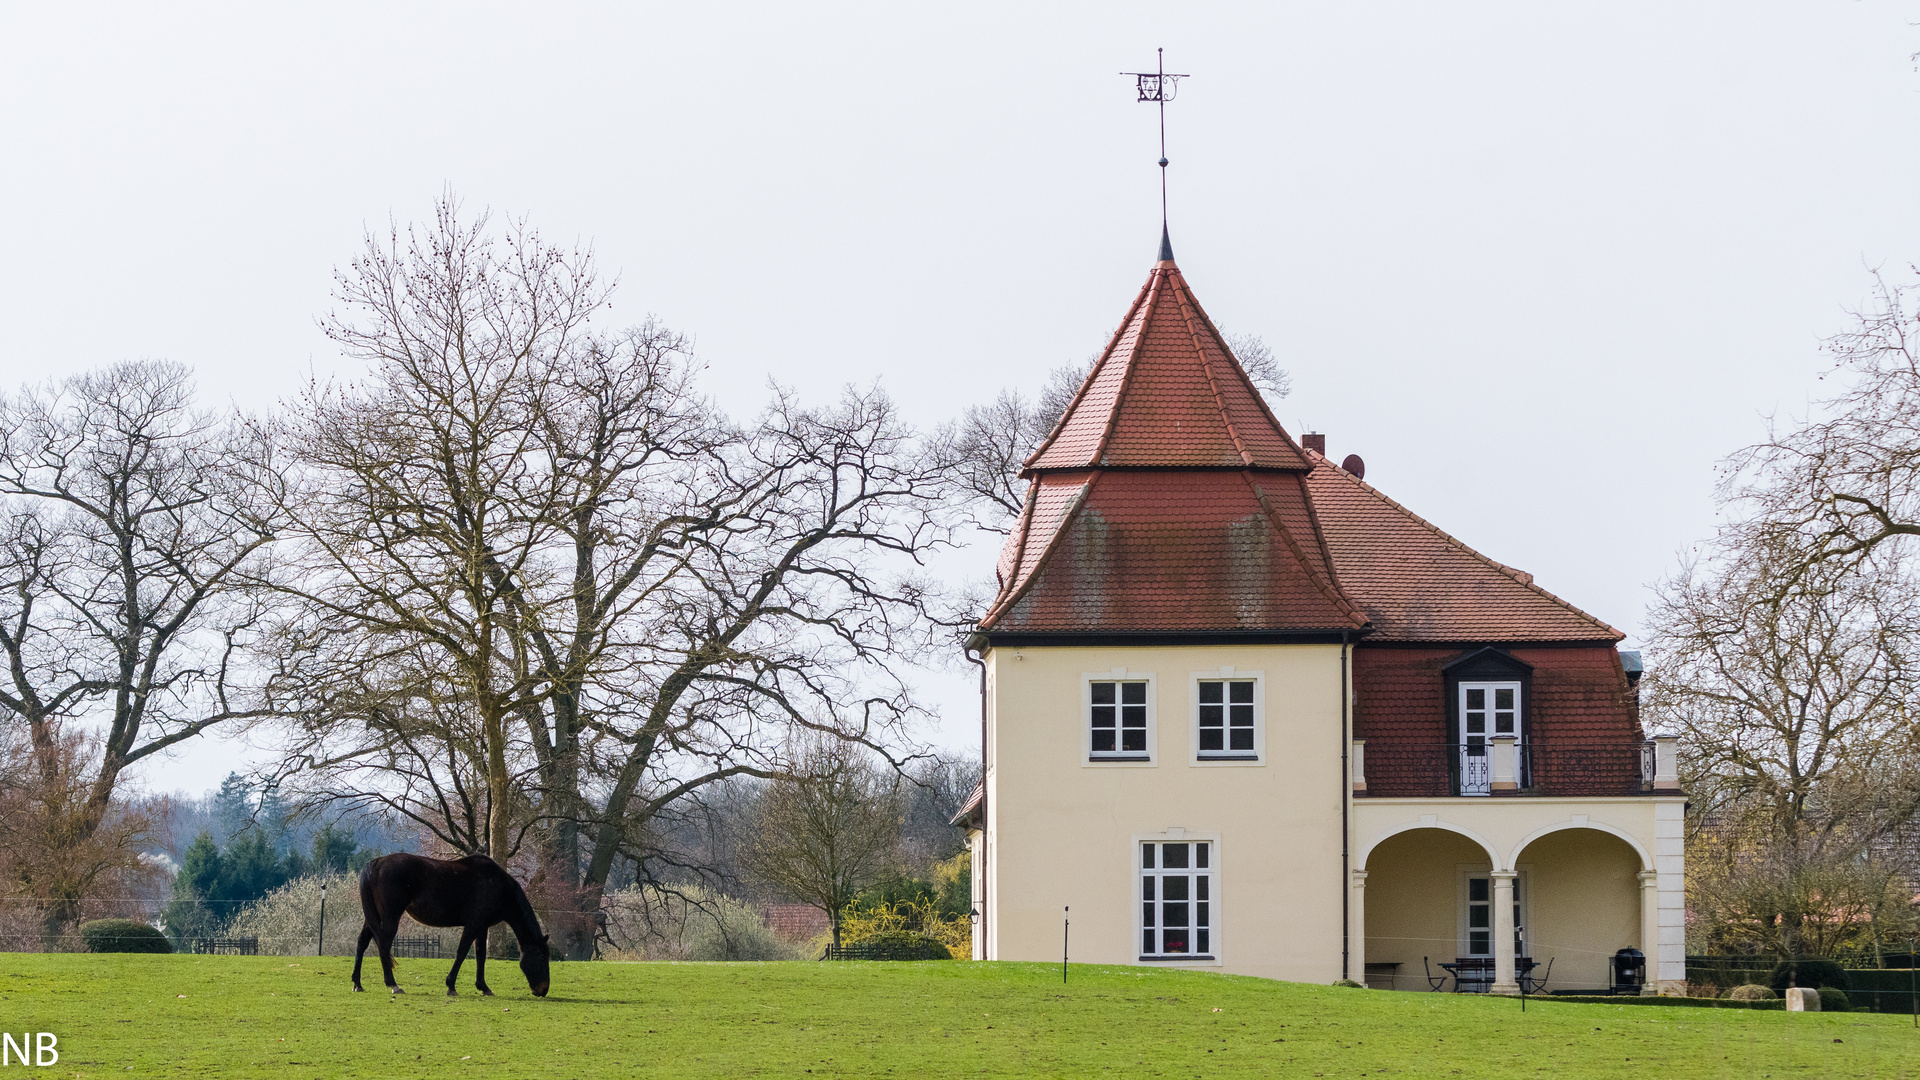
4,3,1918,795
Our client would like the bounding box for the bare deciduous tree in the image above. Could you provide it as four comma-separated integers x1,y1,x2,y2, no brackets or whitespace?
270,198,955,959
1645,527,1920,957
739,741,903,949
0,362,278,933
1732,266,1920,584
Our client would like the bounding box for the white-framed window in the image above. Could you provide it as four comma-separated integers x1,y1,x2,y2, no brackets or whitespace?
1457,681,1521,744
1140,839,1215,960
1458,868,1527,958
1191,669,1262,762
1086,670,1154,762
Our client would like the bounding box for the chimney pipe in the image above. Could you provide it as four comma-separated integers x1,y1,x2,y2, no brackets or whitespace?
1302,432,1326,456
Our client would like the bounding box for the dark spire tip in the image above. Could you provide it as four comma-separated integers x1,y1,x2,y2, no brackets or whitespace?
1157,225,1175,263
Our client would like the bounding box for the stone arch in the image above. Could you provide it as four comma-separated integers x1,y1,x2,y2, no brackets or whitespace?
1359,819,1501,872
1507,820,1651,873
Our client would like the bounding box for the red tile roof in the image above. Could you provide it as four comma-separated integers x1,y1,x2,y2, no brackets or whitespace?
980,251,1623,645
1353,646,1643,798
982,468,1367,633
1024,261,1312,473
1304,451,1622,643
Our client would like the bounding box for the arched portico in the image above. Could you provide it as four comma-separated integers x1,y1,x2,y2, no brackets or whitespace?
1358,826,1500,992
1509,827,1648,993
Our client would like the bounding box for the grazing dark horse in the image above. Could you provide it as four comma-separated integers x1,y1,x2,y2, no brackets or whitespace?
351,853,551,998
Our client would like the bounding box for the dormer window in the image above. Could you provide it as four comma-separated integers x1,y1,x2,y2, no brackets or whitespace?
1459,682,1520,743
1443,648,1534,797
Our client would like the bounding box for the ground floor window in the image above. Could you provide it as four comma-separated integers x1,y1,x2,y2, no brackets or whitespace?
1141,841,1214,959
1461,871,1527,957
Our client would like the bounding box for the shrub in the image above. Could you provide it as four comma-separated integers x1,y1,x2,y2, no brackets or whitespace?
600,885,806,962
1727,984,1777,1001
1770,959,1849,992
80,919,171,954
838,899,971,959
1817,987,1851,1012
1331,979,1365,988
225,872,386,956
830,930,951,960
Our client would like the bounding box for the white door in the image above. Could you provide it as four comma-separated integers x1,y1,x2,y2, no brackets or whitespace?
1456,682,1520,796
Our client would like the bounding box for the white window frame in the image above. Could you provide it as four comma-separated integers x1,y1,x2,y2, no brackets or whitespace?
1189,667,1264,764
1456,680,1522,744
1456,866,1529,959
1135,830,1221,964
1084,669,1156,765
1456,680,1522,796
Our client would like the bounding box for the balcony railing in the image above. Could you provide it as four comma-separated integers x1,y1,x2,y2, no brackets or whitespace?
1355,739,1651,798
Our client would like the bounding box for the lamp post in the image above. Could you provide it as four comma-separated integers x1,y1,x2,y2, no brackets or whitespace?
317,882,326,957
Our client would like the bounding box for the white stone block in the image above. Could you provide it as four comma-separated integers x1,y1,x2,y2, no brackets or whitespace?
1785,987,1820,1012
1656,837,1684,856
1655,854,1684,875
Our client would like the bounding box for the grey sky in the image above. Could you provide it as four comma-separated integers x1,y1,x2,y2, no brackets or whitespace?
4,3,1918,794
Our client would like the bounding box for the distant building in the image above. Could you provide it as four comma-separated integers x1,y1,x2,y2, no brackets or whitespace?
953,237,1683,995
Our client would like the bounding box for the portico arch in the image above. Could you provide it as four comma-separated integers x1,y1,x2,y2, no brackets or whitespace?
1359,819,1501,872
1358,824,1502,991
1507,819,1651,874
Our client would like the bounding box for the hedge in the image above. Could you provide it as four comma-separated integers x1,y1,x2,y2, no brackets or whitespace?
1537,995,1784,1010
79,919,172,954
1688,959,1920,1014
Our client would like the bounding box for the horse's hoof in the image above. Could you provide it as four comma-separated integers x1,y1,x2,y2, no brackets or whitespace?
446,989,457,997
391,987,405,995
353,986,365,993
480,990,493,998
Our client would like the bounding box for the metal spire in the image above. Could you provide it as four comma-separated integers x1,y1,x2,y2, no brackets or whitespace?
1122,48,1189,258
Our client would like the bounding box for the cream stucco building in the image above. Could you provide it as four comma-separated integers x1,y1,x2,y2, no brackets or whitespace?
953,237,1684,996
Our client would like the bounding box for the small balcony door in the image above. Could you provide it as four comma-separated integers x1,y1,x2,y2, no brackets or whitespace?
1456,681,1520,796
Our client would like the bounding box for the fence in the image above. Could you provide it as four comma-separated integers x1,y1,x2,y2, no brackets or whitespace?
193,937,260,955
821,938,950,961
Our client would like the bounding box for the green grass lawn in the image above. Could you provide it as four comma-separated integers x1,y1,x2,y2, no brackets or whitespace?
3,955,1917,1079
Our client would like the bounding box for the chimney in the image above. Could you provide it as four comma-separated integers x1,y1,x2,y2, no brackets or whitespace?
1302,432,1326,456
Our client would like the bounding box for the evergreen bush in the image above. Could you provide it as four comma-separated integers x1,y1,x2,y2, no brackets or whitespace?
1770,959,1849,992
80,919,171,953
1817,987,1851,1012
1727,984,1776,1001
1331,979,1365,988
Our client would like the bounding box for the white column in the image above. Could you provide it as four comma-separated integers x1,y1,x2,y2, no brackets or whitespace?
1350,869,1368,984
1654,799,1688,993
1489,735,1518,793
1351,740,1367,795
1638,870,1659,995
1652,736,1681,794
1491,870,1519,995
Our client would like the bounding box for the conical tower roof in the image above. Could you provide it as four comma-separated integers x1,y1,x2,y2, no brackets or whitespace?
983,245,1366,636
1023,250,1312,474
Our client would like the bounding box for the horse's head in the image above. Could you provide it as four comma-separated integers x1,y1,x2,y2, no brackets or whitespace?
521,933,552,997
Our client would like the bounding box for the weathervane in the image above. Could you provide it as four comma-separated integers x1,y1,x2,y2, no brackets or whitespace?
1121,48,1189,242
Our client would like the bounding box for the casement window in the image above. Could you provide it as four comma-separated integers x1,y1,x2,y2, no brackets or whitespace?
1140,840,1215,960
1193,674,1261,762
1458,682,1520,744
1087,675,1153,762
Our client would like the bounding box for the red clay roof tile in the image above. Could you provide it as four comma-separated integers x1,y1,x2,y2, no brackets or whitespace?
1024,261,1311,472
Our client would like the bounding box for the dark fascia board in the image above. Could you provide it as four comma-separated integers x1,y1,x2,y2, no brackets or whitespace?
982,630,1362,648
1358,639,1618,651
1442,645,1535,675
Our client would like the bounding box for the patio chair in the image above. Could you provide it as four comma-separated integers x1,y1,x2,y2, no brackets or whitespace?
1520,957,1553,995
1423,956,1449,992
